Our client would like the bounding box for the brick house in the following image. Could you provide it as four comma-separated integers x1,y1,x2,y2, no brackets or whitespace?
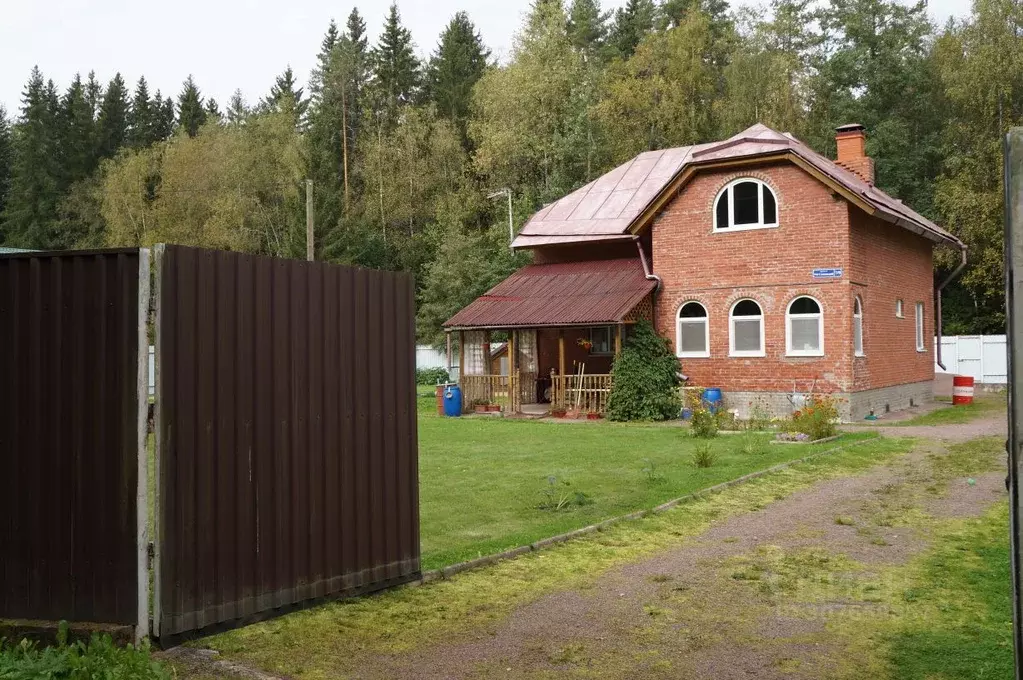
444,124,966,420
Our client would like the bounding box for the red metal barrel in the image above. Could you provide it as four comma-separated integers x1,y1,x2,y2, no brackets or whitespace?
952,375,975,405
436,385,446,415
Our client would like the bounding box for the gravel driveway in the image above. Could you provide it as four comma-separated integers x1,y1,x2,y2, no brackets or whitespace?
352,418,1008,679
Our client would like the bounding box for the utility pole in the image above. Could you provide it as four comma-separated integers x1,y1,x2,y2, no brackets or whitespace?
306,179,314,262
1004,126,1023,680
487,188,514,251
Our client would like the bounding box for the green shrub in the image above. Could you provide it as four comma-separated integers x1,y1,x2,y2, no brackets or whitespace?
0,625,170,680
788,394,841,441
606,321,681,421
690,405,719,438
692,442,716,468
416,367,450,385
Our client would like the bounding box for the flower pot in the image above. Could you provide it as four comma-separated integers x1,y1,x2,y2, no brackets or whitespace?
586,412,601,420
551,408,567,418
474,405,488,414
486,404,501,412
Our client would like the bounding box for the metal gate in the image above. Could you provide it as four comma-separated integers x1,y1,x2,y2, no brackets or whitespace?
0,249,149,637
152,245,420,640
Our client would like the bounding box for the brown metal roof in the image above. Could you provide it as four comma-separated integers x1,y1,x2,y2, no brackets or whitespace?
512,124,964,250
443,258,656,329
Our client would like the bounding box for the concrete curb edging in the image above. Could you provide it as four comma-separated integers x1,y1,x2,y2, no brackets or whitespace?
414,434,882,586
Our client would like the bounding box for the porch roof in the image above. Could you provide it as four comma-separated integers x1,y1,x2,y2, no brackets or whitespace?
444,257,656,330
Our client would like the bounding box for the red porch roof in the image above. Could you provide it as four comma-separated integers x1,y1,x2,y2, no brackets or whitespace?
443,258,656,330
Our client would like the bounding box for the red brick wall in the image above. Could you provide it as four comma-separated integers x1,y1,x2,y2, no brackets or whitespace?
651,162,855,393
848,207,934,390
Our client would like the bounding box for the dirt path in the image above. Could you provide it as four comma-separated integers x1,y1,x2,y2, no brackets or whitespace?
846,414,1007,442
351,421,1007,679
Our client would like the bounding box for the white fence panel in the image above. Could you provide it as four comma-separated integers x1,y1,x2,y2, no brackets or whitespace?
935,335,1007,384
416,344,448,370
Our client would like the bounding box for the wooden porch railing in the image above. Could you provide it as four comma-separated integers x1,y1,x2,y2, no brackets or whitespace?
551,373,612,414
460,374,515,412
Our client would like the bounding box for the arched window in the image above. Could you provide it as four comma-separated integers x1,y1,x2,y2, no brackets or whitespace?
729,299,764,357
853,296,864,356
786,296,823,356
677,302,709,358
714,179,779,232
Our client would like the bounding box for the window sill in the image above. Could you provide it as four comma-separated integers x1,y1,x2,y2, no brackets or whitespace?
786,351,824,358
854,352,866,358
730,351,766,358
712,223,779,234
678,352,710,359
916,348,927,353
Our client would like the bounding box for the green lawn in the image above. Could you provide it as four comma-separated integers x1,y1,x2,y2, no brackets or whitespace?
886,501,1012,679
888,392,1005,427
416,388,870,570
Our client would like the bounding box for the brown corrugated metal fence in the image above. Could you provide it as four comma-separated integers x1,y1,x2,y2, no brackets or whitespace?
155,245,420,638
0,250,141,625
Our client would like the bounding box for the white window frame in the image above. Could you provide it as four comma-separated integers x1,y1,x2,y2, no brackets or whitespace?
729,299,765,357
676,301,710,358
785,296,824,357
853,296,864,357
915,302,925,352
895,299,904,318
712,178,780,233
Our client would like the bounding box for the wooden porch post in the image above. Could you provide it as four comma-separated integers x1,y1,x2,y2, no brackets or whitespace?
558,330,566,408
509,329,517,412
615,324,623,357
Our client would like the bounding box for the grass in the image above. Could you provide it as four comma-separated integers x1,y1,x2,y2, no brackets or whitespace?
200,435,914,678
887,392,1005,427
416,388,873,569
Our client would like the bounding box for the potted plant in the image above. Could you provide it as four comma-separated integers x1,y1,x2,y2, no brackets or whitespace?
586,411,602,420
486,402,501,412
550,407,567,418
471,398,489,414
576,337,593,352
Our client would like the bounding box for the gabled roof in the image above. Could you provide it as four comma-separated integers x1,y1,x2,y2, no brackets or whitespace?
443,258,656,329
511,124,964,250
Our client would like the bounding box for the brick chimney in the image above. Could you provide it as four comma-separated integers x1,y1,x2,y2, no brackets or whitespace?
834,123,874,185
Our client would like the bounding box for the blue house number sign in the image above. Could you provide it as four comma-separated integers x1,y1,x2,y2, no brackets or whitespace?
812,268,843,279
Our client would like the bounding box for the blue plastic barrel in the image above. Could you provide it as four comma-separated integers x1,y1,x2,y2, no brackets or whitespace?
702,387,723,413
443,385,462,417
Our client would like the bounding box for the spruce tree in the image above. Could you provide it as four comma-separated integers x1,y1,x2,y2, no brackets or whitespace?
227,89,248,125
371,3,421,127
566,0,608,54
0,107,12,233
95,73,129,160
2,67,60,247
309,19,340,103
127,76,158,149
425,11,490,147
177,75,207,137
59,74,98,184
205,97,222,122
262,66,308,128
85,71,102,119
607,0,656,59
155,92,176,140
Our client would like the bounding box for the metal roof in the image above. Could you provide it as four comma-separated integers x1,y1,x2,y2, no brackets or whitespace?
443,258,656,329
512,124,963,250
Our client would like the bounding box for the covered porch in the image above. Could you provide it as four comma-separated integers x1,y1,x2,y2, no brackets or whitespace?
443,257,657,416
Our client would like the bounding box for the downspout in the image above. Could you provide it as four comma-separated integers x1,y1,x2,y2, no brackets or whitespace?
935,246,968,371
635,239,662,333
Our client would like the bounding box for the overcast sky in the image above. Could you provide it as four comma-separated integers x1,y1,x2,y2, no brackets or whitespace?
1,0,971,117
